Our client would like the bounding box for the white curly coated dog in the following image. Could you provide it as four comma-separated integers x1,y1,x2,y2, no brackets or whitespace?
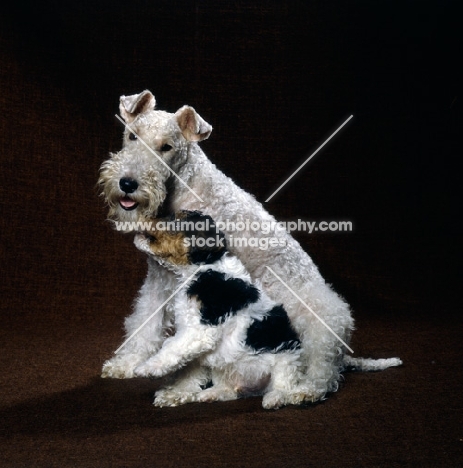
132,210,304,409
99,90,401,406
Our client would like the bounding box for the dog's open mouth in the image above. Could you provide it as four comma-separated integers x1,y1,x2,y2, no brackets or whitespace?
119,196,139,211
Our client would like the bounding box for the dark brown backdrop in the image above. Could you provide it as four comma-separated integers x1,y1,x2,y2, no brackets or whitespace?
1,1,461,467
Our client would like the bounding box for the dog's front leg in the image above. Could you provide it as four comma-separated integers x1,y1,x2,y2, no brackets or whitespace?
134,325,220,378
102,261,176,379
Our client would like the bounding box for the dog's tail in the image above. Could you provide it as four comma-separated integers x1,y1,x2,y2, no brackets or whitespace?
343,355,403,371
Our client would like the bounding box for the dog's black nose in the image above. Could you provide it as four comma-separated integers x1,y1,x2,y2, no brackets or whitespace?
119,177,139,194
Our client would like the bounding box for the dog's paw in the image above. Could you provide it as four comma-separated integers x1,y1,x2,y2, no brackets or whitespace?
101,354,145,379
262,390,289,410
301,391,326,404
134,358,164,378
291,387,327,406
262,388,322,409
154,388,198,407
197,386,238,403
299,383,328,404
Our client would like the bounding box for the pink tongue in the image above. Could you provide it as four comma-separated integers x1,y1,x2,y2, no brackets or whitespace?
120,197,137,209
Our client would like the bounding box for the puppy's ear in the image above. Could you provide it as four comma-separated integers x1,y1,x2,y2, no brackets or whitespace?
119,90,156,123
175,106,212,142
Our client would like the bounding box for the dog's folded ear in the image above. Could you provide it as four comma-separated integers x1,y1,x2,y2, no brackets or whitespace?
175,106,212,142
119,90,156,123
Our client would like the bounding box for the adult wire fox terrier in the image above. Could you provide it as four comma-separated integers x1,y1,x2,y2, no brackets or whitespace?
133,210,303,409
99,90,402,405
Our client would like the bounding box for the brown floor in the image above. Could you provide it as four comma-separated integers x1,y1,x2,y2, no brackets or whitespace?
1,297,462,468
1,2,461,467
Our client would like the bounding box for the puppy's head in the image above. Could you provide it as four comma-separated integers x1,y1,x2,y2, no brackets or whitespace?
135,210,227,267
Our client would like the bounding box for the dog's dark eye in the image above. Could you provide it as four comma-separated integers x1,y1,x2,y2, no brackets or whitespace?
129,133,137,141
160,143,172,152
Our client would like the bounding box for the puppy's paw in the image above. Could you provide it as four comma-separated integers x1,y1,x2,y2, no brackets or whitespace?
197,386,237,403
134,359,164,378
154,388,198,407
101,354,145,379
262,388,321,409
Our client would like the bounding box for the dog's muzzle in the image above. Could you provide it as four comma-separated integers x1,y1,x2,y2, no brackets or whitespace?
119,177,139,211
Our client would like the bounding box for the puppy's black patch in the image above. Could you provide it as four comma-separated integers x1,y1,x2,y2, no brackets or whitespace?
187,270,260,325
188,230,226,265
158,210,227,265
182,211,227,265
246,305,300,353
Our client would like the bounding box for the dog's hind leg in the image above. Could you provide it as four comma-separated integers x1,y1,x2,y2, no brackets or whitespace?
154,362,210,407
262,353,305,410
196,368,239,403
283,284,354,403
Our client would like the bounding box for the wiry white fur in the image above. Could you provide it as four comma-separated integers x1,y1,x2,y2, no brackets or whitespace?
99,90,402,404
132,246,305,410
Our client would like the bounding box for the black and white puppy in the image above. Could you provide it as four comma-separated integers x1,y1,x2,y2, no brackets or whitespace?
133,210,304,409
